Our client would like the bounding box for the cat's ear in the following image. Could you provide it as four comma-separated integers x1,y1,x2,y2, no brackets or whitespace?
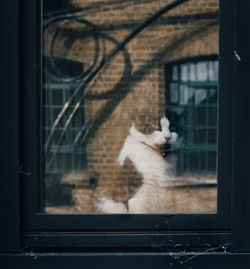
160,116,169,129
161,115,168,121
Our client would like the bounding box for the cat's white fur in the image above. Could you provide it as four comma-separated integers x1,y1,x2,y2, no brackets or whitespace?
98,116,179,213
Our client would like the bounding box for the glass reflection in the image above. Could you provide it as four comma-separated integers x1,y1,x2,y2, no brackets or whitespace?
43,0,218,214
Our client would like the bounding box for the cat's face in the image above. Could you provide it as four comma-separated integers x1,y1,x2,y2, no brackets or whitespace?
152,116,178,145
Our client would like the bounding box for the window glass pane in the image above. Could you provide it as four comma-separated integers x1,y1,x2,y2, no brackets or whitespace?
180,85,189,105
189,63,196,81
170,83,179,104
42,0,218,214
180,64,189,82
195,88,207,105
172,65,178,81
196,62,208,81
208,61,219,81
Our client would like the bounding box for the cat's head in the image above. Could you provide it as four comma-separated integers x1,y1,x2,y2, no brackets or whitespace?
152,116,178,145
129,116,178,146
150,116,178,146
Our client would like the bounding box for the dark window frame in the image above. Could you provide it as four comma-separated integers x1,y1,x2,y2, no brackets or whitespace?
1,0,250,267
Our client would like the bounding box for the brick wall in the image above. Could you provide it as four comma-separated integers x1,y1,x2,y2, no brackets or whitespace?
44,0,219,212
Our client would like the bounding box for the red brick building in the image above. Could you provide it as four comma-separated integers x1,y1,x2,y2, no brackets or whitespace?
43,0,218,213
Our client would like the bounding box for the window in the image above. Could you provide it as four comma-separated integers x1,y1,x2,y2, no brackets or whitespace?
165,57,218,173
27,0,228,229
20,0,227,230
1,0,250,267
42,0,221,215
43,58,88,206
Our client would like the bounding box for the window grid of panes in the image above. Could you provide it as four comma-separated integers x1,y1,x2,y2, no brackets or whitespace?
44,82,87,174
166,59,218,173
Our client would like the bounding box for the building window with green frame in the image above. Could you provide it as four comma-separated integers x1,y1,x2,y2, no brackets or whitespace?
43,57,88,206
165,56,218,176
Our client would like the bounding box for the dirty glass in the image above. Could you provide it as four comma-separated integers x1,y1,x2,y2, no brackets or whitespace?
42,0,219,214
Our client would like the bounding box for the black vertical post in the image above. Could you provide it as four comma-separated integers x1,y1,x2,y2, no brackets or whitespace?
20,0,43,221
232,0,250,253
0,0,20,252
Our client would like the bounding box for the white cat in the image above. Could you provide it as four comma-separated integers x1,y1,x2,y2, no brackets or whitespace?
98,116,179,213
